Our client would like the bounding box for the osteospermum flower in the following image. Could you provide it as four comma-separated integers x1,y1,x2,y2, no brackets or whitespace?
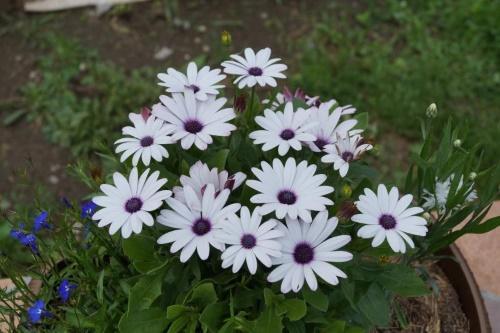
262,86,320,110
352,185,428,253
218,207,283,274
58,280,77,303
92,168,172,238
249,102,317,156
115,112,174,166
33,211,51,233
157,62,225,101
267,212,352,293
422,175,477,213
246,158,334,223
152,92,236,150
157,185,241,262
27,300,52,324
172,161,246,202
222,47,287,88
305,100,359,152
321,134,373,177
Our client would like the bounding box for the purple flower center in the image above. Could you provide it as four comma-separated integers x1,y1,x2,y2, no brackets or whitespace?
184,119,203,134
248,67,263,76
187,84,200,93
241,234,257,249
140,136,154,147
314,137,329,150
125,197,143,213
277,190,297,205
280,129,295,140
293,242,314,264
192,218,211,236
341,151,354,162
379,214,397,230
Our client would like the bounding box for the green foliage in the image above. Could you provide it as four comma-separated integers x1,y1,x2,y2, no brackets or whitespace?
296,0,500,167
20,33,160,155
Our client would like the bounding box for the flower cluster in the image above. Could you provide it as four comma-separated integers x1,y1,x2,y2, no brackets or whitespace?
89,47,429,294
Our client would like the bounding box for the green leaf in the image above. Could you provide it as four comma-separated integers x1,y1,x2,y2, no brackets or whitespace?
467,216,500,234
96,270,104,304
122,235,155,261
356,283,390,327
285,320,306,333
166,305,192,320
254,307,283,333
321,319,346,333
3,109,27,126
206,149,230,170
354,112,369,130
376,265,430,297
167,315,191,333
118,308,168,333
199,302,227,332
190,282,218,308
282,299,307,321
128,271,165,313
302,288,329,312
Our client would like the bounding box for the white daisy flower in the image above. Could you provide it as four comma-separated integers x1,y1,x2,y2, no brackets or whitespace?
157,62,226,101
262,87,320,110
218,207,283,274
157,184,241,262
246,158,334,223
92,168,172,239
352,184,428,253
249,102,317,156
422,175,477,213
267,212,352,293
321,134,373,177
172,161,246,202
114,113,174,166
222,47,287,88
306,100,359,152
152,92,236,150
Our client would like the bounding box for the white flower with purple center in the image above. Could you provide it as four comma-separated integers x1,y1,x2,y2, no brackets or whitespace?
321,134,373,177
249,102,317,156
157,62,226,101
115,113,174,166
157,184,241,262
262,86,320,110
305,100,359,152
218,207,283,274
92,168,172,238
267,212,352,293
221,47,287,88
152,92,236,150
352,184,428,253
172,161,246,202
246,158,334,223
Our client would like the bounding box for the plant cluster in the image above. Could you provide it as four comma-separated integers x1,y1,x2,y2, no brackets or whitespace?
1,46,499,333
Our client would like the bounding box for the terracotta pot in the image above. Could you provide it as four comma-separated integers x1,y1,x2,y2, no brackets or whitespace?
437,244,491,333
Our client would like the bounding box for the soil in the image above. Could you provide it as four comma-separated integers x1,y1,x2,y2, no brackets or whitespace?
381,265,469,333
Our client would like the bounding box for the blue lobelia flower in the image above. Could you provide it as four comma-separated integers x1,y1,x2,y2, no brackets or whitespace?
80,200,97,219
58,279,77,303
20,233,39,255
33,211,51,233
27,300,52,324
9,225,25,241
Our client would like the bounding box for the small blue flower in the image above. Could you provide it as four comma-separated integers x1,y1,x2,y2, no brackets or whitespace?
80,201,97,219
20,233,39,255
58,279,77,302
33,211,51,233
10,227,25,241
27,300,51,324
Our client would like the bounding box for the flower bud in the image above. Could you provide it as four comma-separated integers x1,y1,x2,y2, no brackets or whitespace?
453,139,462,148
423,212,432,221
469,172,477,181
340,184,352,198
234,94,246,113
221,31,232,46
141,106,152,121
426,103,437,118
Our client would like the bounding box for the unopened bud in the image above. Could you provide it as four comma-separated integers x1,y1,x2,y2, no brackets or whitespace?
234,94,246,113
141,106,152,121
453,139,462,148
340,184,352,198
221,31,232,46
224,177,235,190
423,212,432,221
469,172,477,181
426,103,437,118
